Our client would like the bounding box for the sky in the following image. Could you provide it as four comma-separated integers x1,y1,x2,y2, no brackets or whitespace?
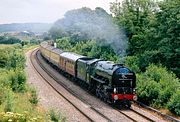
0,0,116,24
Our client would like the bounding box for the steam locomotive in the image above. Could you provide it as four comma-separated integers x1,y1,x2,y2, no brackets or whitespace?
39,41,137,107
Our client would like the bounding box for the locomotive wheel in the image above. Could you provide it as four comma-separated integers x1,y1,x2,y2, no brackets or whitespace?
103,97,107,102
96,89,100,98
96,84,101,98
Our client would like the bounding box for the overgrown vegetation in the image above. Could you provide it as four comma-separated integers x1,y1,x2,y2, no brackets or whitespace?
136,65,180,114
49,0,180,116
0,44,65,121
29,88,39,105
49,109,66,122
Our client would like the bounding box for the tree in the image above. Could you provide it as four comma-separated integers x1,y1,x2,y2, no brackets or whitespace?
0,49,9,68
152,0,180,77
110,0,180,77
110,0,157,55
56,37,72,51
0,36,21,44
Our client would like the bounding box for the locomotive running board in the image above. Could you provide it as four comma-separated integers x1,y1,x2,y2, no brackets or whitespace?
90,76,105,84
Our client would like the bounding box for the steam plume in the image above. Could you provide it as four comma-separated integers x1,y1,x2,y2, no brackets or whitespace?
51,7,127,57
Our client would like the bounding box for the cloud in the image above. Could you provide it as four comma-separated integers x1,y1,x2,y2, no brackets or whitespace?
0,0,112,24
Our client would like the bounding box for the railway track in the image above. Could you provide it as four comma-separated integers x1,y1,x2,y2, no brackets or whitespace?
31,48,166,122
30,49,112,122
134,101,180,122
116,108,156,122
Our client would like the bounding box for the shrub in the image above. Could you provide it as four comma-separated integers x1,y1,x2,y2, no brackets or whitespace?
0,45,25,70
48,109,67,122
136,75,161,105
145,64,180,106
56,37,72,51
167,90,180,116
49,110,60,122
125,56,140,73
8,69,26,92
158,81,179,107
144,64,179,83
136,64,180,111
8,49,26,69
0,48,10,68
29,88,38,105
0,70,11,87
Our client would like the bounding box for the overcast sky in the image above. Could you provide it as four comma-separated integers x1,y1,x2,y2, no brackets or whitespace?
0,0,117,24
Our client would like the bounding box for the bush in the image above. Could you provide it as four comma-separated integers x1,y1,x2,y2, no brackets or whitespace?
8,49,26,69
125,56,140,73
56,37,72,51
167,90,180,116
8,69,26,92
136,75,161,105
136,64,180,110
49,110,66,122
50,110,60,122
30,39,39,44
0,45,25,69
0,48,10,68
158,82,178,107
71,40,95,56
29,88,38,105
0,70,10,87
145,65,180,106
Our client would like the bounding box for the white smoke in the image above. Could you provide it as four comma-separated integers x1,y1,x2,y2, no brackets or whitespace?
52,7,128,57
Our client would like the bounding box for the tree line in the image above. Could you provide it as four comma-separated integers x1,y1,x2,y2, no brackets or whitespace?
0,36,21,44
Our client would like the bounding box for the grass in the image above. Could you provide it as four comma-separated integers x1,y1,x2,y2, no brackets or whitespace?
0,87,67,121
0,44,14,50
0,88,46,119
